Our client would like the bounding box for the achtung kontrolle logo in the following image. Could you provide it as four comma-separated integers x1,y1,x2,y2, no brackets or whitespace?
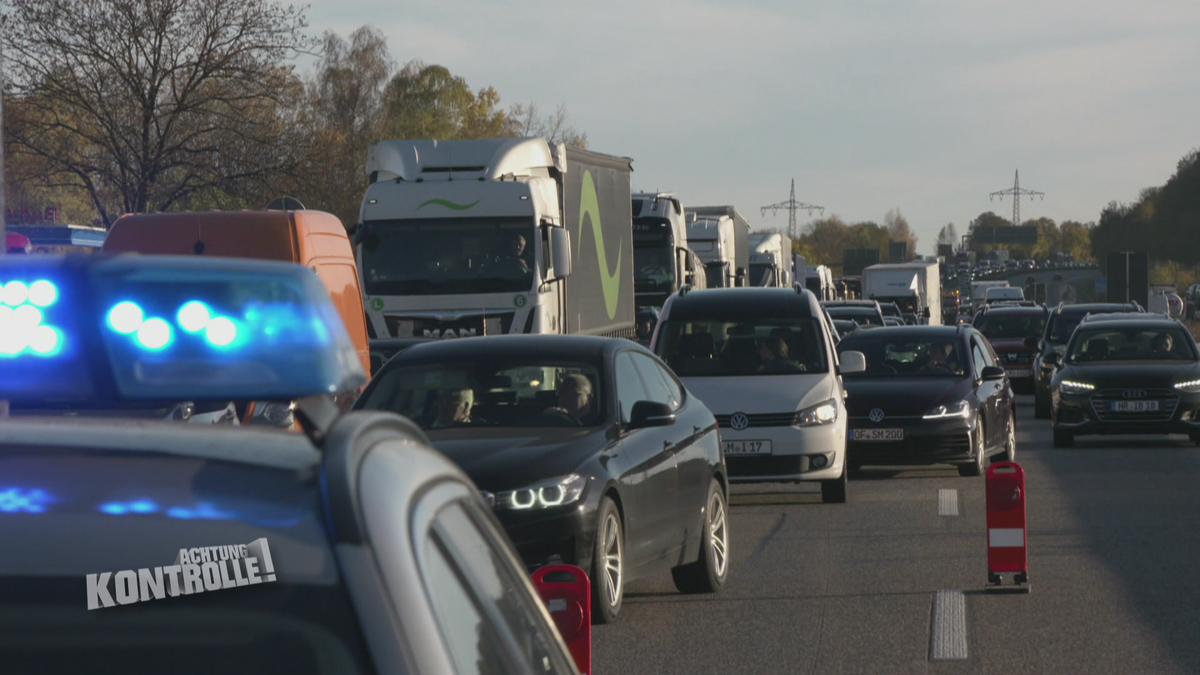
86,538,276,610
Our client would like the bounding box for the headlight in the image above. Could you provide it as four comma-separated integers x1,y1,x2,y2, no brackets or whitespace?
793,398,838,427
922,400,970,420
1174,379,1200,393
498,474,587,510
1060,380,1095,394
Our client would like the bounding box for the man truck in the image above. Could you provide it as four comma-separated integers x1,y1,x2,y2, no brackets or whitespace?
863,261,942,325
747,232,793,287
632,191,706,307
356,138,635,339
686,205,751,288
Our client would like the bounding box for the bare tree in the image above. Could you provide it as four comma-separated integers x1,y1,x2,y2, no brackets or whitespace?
508,101,588,149
884,208,918,260
2,0,312,226
937,222,958,248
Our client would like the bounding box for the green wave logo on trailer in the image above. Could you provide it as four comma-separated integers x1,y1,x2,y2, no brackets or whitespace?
578,171,623,320
417,198,481,211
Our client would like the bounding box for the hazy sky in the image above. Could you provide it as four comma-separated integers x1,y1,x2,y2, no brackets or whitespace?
304,0,1200,255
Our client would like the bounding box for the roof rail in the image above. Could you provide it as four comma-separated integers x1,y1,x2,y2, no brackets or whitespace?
794,282,806,295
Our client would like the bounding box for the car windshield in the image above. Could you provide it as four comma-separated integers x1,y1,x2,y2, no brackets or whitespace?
655,318,828,377
360,217,535,296
975,314,1046,339
358,360,605,428
1066,327,1197,363
838,335,968,377
826,307,884,326
1047,313,1087,344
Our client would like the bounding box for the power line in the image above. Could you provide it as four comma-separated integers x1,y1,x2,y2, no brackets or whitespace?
989,170,1044,229
761,178,824,241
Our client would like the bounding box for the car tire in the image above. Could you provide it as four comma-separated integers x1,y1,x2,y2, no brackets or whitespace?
959,425,985,477
821,463,848,503
1052,426,1074,448
591,497,624,624
1190,431,1200,447
672,479,730,594
1034,389,1051,419
993,415,1016,464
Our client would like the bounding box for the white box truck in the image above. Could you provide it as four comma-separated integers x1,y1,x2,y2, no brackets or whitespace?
863,261,942,325
747,232,793,287
356,138,635,338
686,205,751,287
971,280,1010,314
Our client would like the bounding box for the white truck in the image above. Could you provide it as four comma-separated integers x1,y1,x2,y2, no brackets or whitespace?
863,261,942,325
632,192,706,307
747,232,793,287
356,138,636,338
971,280,1010,314
686,206,751,288
805,264,836,301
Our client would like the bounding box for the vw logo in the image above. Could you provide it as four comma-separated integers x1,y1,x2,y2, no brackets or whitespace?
729,413,749,430
869,408,886,422
1123,390,1147,399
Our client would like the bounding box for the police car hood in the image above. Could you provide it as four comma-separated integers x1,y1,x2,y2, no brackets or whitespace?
681,374,832,415
425,426,606,492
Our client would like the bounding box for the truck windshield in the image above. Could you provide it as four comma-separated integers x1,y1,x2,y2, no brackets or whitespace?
749,264,775,287
360,217,535,296
634,243,675,290
704,261,728,287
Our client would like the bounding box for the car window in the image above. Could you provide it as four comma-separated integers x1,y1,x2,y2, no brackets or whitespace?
615,352,650,422
656,317,829,376
975,314,1046,339
424,501,573,675
837,335,967,377
630,352,683,411
1066,327,1197,363
971,340,988,379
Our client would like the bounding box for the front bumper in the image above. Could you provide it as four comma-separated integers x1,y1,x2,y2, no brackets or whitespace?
1054,389,1200,436
846,416,977,468
494,500,595,572
718,420,845,483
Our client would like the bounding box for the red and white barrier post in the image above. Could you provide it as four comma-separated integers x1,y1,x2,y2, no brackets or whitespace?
985,461,1029,593
532,564,592,674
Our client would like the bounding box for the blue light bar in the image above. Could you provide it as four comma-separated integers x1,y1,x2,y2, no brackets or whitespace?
0,255,366,402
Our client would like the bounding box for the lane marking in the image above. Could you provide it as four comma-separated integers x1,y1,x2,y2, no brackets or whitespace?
988,528,1025,547
931,590,968,660
938,489,959,516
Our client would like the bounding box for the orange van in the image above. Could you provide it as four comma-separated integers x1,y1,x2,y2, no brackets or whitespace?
102,210,371,378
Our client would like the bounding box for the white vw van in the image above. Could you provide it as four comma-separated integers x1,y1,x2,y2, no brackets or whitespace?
652,286,865,502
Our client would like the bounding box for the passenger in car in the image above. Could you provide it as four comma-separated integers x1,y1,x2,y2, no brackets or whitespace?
757,336,806,374
431,389,475,428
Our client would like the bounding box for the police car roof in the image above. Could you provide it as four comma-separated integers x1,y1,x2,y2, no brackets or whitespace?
665,287,822,321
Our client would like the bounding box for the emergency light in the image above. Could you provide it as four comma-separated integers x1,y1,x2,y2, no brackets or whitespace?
0,255,365,402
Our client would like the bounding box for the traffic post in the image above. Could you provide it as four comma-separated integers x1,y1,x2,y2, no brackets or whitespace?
532,564,592,674
985,461,1030,593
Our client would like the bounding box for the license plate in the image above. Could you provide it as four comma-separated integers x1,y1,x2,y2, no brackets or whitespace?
724,440,771,455
1111,401,1158,412
852,428,904,441
1006,369,1032,378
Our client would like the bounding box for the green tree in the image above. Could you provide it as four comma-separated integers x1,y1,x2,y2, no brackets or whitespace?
381,61,510,140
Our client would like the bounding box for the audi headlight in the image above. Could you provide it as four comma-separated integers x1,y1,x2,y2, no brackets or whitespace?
922,400,970,420
1174,379,1200,393
793,398,838,427
1060,380,1095,394
498,474,587,510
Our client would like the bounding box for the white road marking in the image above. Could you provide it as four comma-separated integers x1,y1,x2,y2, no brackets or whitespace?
988,528,1025,547
938,489,959,516
931,590,968,660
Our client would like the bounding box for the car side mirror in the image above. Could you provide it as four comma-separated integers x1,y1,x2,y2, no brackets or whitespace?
1023,336,1039,349
981,365,1006,381
838,350,866,375
628,400,676,429
549,226,573,279
1044,352,1060,366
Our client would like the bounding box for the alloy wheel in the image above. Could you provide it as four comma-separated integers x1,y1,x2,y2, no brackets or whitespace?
708,490,729,579
601,512,623,609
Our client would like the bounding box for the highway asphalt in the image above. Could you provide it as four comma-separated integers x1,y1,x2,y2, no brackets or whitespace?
593,394,1200,674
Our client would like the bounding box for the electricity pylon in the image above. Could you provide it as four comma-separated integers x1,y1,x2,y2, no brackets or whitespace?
989,170,1044,228
761,178,823,240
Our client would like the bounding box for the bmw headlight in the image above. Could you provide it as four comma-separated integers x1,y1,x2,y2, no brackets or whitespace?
1174,379,1200,393
922,400,970,420
498,474,587,510
1060,380,1095,394
793,398,838,427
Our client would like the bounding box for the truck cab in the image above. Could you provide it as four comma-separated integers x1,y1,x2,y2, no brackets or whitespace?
747,233,793,287
632,192,706,307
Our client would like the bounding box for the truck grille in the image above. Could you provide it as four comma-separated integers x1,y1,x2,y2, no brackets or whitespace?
1090,388,1179,422
714,412,795,428
385,312,516,338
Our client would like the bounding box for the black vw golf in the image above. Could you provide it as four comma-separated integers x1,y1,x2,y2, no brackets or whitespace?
837,326,1017,476
1050,314,1200,447
354,335,729,623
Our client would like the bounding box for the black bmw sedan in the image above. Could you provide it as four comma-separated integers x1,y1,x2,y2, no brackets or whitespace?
353,335,729,623
837,326,1017,476
1050,314,1200,447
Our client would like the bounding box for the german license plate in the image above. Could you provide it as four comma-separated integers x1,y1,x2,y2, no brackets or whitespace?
724,440,771,455
1006,369,1032,378
1111,401,1158,412
852,428,904,441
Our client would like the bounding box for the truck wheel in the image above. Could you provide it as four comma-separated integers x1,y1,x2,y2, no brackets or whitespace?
672,479,729,594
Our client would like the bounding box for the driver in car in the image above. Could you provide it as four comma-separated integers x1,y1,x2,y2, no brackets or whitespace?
1151,332,1179,357
757,336,806,374
921,342,960,373
541,374,594,425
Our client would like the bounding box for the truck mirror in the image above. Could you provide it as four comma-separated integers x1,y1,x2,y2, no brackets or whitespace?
550,226,573,279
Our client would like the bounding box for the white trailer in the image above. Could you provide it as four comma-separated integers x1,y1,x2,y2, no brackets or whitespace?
863,261,942,325
747,232,793,287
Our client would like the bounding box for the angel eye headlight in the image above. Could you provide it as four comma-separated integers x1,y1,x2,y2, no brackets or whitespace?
500,474,587,510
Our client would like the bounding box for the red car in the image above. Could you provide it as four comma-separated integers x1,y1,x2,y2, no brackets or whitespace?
6,231,32,254
972,305,1050,394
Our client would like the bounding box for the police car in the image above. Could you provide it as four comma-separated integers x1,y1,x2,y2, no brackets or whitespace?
0,255,588,674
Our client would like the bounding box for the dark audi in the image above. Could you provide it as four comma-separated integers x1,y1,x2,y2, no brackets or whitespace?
1050,314,1200,447
354,335,729,623
837,326,1017,476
